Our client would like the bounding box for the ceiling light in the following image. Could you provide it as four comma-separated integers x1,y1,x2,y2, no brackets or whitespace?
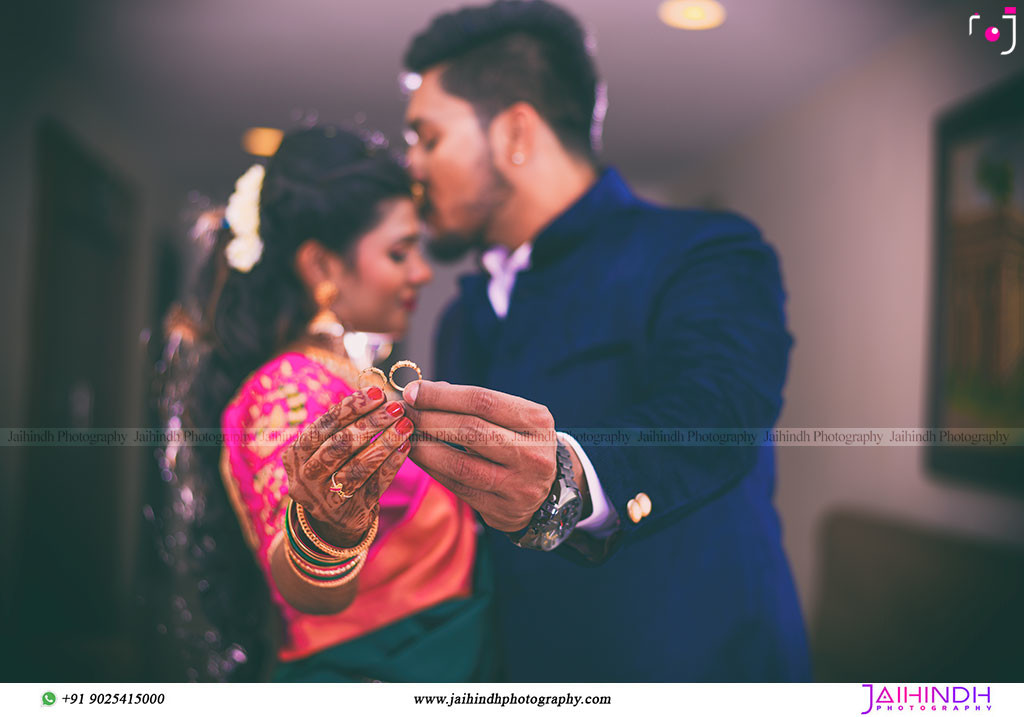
658,0,727,30
242,127,283,157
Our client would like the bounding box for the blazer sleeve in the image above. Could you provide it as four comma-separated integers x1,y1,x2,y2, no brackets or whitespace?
572,218,792,558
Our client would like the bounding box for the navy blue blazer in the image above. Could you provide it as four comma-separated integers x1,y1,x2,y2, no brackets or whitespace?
434,169,810,681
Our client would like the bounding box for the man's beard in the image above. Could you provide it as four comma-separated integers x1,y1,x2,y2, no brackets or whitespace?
421,158,510,265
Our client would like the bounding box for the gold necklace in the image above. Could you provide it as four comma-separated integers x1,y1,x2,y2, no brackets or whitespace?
288,341,356,381
282,338,401,400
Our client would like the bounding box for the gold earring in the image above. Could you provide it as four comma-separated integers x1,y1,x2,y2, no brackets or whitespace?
388,360,422,393
313,282,337,307
309,282,344,338
410,181,425,210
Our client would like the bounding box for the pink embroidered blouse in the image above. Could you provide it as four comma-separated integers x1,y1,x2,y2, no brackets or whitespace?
219,351,477,661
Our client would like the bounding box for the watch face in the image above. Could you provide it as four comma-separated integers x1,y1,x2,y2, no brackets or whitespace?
538,529,561,552
536,501,581,551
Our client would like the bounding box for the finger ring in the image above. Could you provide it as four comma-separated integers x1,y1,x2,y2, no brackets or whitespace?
357,367,388,391
329,469,357,501
388,360,422,393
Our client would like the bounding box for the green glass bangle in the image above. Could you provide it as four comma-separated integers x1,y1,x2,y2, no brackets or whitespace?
285,503,355,568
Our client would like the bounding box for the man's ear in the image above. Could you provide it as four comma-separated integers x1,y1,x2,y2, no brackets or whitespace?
489,101,538,172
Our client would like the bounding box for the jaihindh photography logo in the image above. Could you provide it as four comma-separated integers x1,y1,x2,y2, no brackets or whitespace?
969,7,1017,54
860,685,993,713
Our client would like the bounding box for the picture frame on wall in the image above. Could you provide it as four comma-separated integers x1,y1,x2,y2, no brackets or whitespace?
927,71,1024,490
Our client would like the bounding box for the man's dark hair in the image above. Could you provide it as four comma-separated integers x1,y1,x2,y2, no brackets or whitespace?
404,0,600,160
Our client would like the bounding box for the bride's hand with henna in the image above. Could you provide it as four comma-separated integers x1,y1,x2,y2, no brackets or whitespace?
282,387,414,547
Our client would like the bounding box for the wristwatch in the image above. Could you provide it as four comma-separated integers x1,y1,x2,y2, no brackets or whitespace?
508,437,582,551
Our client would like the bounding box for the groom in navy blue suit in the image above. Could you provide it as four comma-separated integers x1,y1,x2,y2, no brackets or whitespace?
399,0,809,681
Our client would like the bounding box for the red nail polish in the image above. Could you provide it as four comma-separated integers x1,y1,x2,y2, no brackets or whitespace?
367,387,384,401
400,440,411,453
386,402,404,417
396,417,413,435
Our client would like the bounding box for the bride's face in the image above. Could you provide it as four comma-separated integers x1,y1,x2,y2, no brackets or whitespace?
332,198,433,337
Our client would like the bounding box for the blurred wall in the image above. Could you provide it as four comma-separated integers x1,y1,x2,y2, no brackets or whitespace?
0,80,171,649
670,3,1024,631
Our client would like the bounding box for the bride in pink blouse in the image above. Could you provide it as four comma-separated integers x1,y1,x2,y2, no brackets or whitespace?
157,127,494,682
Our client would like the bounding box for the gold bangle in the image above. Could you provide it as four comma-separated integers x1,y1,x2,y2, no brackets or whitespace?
286,498,348,564
285,538,362,578
276,530,359,590
314,554,366,588
279,524,362,580
286,495,337,561
284,517,359,574
388,360,422,393
284,537,366,588
295,502,379,559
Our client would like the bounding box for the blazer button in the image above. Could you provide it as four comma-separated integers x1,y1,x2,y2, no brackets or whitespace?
635,492,652,517
627,499,643,524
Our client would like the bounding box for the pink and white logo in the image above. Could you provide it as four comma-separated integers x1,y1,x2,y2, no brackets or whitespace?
860,684,993,714
970,7,1017,54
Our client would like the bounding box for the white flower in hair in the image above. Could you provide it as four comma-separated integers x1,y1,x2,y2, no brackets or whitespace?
224,164,265,272
225,233,263,273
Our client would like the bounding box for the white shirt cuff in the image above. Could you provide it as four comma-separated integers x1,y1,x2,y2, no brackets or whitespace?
556,431,618,539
